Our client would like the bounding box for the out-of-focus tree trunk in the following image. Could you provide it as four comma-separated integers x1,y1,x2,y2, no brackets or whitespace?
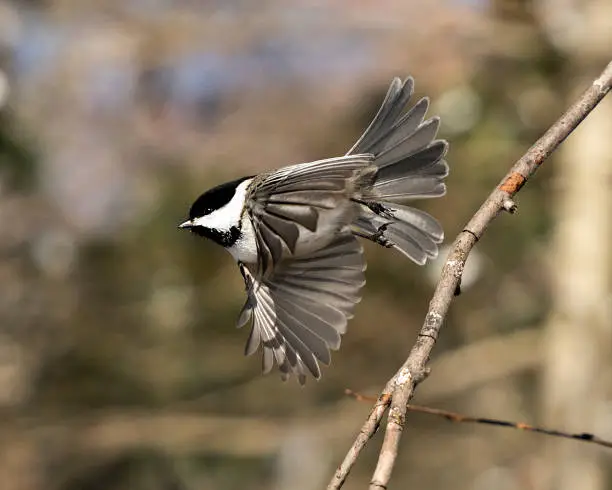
535,0,612,479
538,86,612,490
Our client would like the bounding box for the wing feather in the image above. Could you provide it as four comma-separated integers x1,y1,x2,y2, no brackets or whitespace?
255,155,374,195
237,234,365,383
246,154,374,272
258,219,285,265
265,203,319,232
266,190,346,209
259,212,299,254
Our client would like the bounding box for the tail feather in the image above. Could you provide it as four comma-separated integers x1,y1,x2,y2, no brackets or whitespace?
353,202,443,264
349,76,448,264
348,77,415,154
385,203,443,241
347,76,448,202
384,226,431,265
374,117,440,167
373,177,446,202
375,140,448,184
358,96,431,159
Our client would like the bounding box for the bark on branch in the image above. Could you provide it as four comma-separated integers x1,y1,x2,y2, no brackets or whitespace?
327,59,612,490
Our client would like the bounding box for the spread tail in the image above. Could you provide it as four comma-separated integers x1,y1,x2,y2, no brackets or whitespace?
349,77,448,264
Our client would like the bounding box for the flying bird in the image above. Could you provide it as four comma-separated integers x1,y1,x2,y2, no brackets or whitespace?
179,77,449,384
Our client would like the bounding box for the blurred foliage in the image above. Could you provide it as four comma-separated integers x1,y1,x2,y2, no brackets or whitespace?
0,109,38,190
0,1,610,489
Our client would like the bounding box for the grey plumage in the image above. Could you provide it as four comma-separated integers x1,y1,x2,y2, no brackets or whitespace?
186,76,448,384
238,234,366,383
349,76,447,263
247,154,375,273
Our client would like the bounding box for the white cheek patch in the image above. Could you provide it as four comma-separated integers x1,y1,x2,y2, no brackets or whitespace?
192,178,252,232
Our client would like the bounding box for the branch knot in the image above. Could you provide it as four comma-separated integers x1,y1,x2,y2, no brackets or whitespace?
421,311,443,340
328,59,612,490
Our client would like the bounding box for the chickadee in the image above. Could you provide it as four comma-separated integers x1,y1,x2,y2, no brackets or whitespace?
180,77,448,384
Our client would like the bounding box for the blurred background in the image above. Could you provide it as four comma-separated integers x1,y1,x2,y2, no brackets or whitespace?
0,0,611,489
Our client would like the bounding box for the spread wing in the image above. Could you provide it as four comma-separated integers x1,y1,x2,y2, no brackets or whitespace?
245,154,375,274
236,234,366,384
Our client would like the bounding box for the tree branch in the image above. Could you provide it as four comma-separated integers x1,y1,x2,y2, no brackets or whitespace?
328,59,612,490
344,390,612,450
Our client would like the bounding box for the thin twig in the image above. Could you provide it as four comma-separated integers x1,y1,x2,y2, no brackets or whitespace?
345,390,612,450
327,59,612,490
326,382,393,490
369,59,612,490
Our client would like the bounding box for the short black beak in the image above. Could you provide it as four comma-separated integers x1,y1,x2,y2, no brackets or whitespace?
178,220,193,230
